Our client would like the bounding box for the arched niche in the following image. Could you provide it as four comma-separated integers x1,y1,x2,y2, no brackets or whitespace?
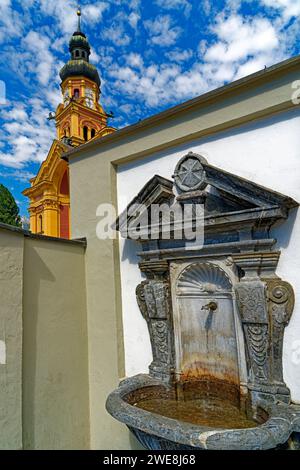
172,262,243,386
60,168,69,196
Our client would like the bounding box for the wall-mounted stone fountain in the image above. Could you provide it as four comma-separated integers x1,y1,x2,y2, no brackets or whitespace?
106,153,300,450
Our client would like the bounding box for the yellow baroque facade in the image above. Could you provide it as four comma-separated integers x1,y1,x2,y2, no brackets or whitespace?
23,9,115,238
23,140,70,238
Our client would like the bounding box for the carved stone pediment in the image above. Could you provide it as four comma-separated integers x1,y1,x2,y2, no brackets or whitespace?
116,153,298,241
115,175,174,237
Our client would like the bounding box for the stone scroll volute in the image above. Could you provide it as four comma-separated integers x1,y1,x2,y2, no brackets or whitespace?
265,279,295,388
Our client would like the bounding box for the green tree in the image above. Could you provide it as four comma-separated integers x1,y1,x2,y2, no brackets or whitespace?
0,184,22,227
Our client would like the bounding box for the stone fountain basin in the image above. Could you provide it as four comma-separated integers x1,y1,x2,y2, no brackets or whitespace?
106,374,300,451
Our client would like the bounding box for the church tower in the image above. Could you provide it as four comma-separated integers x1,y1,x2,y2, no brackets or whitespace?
23,8,115,239
56,8,114,145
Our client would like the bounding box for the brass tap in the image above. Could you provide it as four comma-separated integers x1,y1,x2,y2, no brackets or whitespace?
201,301,218,312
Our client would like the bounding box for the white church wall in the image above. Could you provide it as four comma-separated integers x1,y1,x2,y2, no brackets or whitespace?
117,108,300,403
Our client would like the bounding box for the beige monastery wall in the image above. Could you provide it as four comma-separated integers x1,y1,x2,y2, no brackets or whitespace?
0,225,89,450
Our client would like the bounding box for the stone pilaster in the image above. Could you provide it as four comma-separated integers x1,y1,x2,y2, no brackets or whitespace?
233,252,295,404
136,260,174,383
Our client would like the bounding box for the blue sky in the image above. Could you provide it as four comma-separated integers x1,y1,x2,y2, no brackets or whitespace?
0,0,300,218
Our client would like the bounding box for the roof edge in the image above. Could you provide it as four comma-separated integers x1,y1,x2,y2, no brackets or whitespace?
64,54,300,160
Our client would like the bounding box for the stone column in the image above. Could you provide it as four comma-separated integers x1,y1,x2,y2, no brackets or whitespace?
136,260,174,383
233,252,295,404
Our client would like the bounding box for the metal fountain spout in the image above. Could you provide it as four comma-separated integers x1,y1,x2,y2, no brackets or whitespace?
201,301,218,312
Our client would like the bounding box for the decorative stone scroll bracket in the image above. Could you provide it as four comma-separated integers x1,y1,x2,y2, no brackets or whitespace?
136,260,175,383
233,252,295,404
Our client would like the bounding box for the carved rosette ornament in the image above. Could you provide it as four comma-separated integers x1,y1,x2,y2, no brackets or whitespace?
136,261,174,383
173,152,208,193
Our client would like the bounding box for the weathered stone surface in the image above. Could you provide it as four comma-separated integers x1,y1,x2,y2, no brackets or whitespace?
233,259,295,403
116,153,298,242
136,279,174,382
106,375,300,450
107,155,299,450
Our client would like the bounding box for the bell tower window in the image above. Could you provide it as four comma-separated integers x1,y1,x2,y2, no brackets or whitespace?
75,50,80,58
74,89,80,99
91,129,96,138
83,126,88,141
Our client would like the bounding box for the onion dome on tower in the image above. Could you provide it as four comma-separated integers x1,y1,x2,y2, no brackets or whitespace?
59,8,101,87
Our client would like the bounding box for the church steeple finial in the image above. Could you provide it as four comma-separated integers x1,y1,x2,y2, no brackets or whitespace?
77,6,82,32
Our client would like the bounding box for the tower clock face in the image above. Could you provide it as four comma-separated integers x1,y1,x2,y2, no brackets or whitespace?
86,98,94,108
63,90,70,107
85,88,94,109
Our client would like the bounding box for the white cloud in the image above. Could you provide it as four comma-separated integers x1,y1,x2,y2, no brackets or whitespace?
200,14,285,83
103,23,131,46
205,16,279,63
144,15,182,47
128,0,141,8
0,99,55,169
235,56,269,79
90,49,101,63
202,0,212,15
261,0,300,19
23,31,55,86
126,53,144,68
107,8,291,111
225,0,243,13
166,48,193,63
0,0,24,43
154,0,192,18
38,1,109,35
4,107,28,121
84,2,110,24
0,169,35,183
128,11,141,29
108,61,209,108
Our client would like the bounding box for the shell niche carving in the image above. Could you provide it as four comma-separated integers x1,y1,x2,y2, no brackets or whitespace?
177,262,232,295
